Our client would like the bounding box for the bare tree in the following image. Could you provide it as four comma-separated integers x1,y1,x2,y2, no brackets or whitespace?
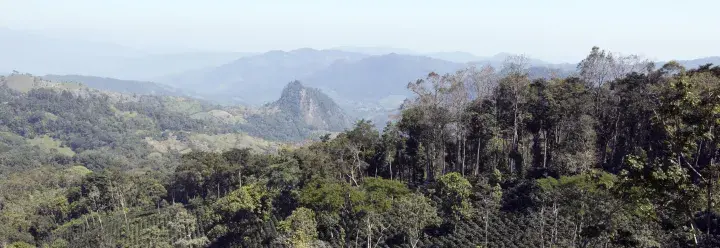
406,72,454,181
577,46,654,88
467,65,499,175
501,55,531,175
444,69,471,175
469,65,498,101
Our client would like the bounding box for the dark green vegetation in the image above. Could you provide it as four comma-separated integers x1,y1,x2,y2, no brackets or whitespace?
3,47,720,247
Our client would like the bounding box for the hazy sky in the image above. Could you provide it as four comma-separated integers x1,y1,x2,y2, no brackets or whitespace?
2,0,718,63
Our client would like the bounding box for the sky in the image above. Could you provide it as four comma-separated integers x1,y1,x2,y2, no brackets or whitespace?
1,0,718,63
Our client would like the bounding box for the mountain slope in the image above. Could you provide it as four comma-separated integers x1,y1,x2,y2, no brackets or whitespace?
271,81,350,131
242,81,351,140
159,49,368,104
670,56,720,69
331,46,418,55
302,53,465,102
43,74,185,96
425,51,486,63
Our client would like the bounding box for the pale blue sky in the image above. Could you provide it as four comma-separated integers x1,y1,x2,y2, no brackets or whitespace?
1,0,718,63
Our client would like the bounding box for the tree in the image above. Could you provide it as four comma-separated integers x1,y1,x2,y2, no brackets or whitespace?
207,183,273,245
436,172,472,229
389,193,440,248
494,55,531,176
577,46,653,88
471,169,503,247
380,122,402,180
406,72,454,181
278,207,319,248
166,204,209,248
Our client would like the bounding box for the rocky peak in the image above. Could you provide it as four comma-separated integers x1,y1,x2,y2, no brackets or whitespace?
272,81,350,131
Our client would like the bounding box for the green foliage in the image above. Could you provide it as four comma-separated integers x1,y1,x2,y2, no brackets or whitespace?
361,177,410,211
278,207,318,248
8,241,35,248
389,193,440,247
214,183,272,221
299,179,358,214
437,172,473,221
5,51,720,247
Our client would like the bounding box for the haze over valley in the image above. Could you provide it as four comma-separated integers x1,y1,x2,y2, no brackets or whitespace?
4,27,719,128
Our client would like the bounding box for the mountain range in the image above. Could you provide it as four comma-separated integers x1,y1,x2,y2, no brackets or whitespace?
2,73,352,142
4,28,720,128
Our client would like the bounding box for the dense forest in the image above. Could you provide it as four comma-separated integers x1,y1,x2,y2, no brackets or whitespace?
3,47,720,247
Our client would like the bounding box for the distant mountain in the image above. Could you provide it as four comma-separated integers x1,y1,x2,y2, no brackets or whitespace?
302,53,465,102
242,81,351,140
271,81,350,131
43,74,185,96
332,46,418,56
425,51,486,63
467,53,560,68
0,28,248,80
332,47,561,66
158,48,369,104
101,52,254,80
670,57,720,69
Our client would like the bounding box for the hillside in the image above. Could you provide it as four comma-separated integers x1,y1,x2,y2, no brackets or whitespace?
0,73,316,174
0,73,350,156
270,81,350,131
303,53,465,102
241,81,352,140
158,48,368,104
155,50,583,106
43,74,185,96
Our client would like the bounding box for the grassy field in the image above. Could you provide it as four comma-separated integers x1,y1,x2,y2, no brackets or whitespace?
145,132,280,155
27,135,75,156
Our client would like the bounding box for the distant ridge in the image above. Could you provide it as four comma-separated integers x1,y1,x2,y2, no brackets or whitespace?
43,74,185,96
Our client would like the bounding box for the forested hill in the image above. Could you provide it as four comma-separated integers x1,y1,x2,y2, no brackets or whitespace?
240,81,352,140
0,73,283,174
43,74,186,97
0,73,354,175
4,48,720,248
270,81,350,131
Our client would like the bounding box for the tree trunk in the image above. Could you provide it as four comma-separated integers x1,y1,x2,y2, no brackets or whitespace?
389,160,393,181
690,221,699,245
552,201,558,246
476,138,481,176
456,130,461,174
367,218,371,248
485,208,490,248
425,143,430,182
543,129,548,168
540,206,546,248
441,130,447,175
238,170,242,187
707,159,714,236
462,135,466,176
